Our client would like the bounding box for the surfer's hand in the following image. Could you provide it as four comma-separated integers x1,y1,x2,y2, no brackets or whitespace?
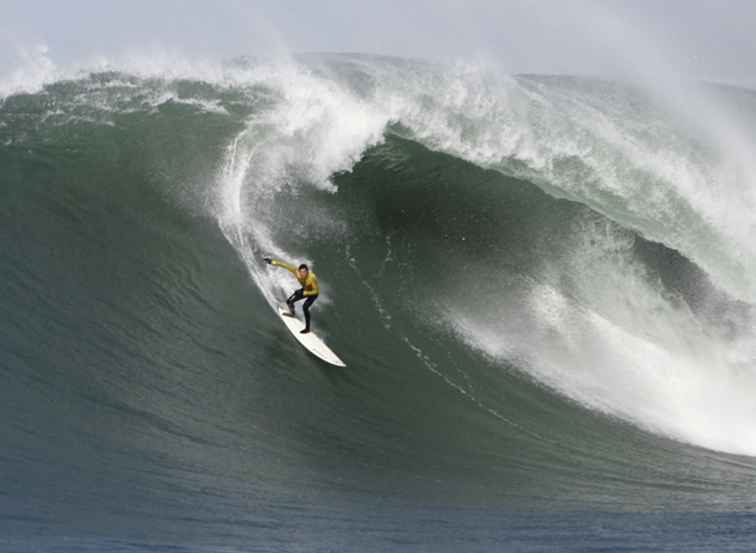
263,257,272,265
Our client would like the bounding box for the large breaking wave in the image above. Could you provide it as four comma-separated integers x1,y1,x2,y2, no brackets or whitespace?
2,53,756,538
207,54,756,455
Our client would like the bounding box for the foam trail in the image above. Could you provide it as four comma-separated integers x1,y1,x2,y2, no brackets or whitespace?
214,62,389,307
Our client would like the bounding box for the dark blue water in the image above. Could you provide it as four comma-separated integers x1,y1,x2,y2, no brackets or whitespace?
4,511,756,552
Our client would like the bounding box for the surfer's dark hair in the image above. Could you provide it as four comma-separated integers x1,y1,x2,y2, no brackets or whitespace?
298,264,309,271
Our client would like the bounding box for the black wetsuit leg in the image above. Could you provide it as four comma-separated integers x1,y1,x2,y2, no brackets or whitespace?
302,295,317,331
286,290,318,330
286,289,304,311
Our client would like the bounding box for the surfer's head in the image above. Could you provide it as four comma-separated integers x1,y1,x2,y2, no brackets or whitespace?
298,264,309,278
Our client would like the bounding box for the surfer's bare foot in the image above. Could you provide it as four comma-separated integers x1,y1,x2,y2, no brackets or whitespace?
300,328,310,334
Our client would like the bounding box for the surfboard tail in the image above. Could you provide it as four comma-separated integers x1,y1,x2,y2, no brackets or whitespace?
276,306,346,367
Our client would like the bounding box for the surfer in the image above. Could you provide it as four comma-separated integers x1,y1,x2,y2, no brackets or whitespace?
264,258,320,334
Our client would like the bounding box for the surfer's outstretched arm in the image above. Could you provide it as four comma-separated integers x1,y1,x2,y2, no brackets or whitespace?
264,257,297,275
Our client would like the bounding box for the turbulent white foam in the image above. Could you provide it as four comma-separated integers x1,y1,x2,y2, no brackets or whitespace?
0,43,290,100
214,62,389,307
366,61,756,303
445,216,756,456
0,44,60,99
453,293,756,456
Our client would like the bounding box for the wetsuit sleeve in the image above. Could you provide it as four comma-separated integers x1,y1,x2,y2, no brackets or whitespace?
271,260,297,274
303,275,320,297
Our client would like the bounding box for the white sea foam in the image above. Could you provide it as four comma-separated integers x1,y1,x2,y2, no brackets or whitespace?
214,61,389,307
0,43,61,99
444,216,756,456
365,60,756,302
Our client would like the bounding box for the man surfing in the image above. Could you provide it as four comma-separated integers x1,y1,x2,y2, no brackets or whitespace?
264,257,320,334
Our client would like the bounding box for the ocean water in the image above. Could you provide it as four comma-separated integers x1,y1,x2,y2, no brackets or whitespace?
1,53,755,551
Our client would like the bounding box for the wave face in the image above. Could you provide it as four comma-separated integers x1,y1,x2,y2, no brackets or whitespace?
2,53,756,547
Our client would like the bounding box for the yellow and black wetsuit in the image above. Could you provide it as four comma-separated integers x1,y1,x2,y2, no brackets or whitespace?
270,260,320,331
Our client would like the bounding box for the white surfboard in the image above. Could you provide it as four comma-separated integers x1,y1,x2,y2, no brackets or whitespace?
276,306,346,367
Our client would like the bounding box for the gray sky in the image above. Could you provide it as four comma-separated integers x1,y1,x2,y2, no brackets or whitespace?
2,0,756,87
